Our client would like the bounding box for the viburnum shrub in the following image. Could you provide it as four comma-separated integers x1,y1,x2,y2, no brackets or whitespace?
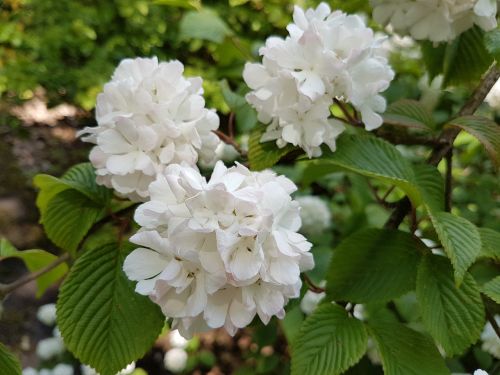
1,2,500,375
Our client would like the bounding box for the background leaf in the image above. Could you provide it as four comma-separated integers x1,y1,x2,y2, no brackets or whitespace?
368,320,450,375
383,99,435,129
429,212,482,285
291,304,367,375
179,8,232,43
57,240,164,375
482,276,500,304
327,229,424,303
422,27,493,86
0,342,21,375
478,228,500,261
447,116,500,169
416,255,485,356
220,80,257,132
484,28,500,61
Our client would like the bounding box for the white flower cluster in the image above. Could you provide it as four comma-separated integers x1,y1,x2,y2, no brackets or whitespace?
123,161,313,337
243,3,394,157
79,57,220,201
371,0,498,43
296,196,331,236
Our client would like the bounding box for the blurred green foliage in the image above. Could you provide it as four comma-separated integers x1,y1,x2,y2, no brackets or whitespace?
0,0,372,110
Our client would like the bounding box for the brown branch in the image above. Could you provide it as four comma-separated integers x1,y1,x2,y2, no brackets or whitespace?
0,253,70,298
485,301,500,340
302,273,326,294
228,112,235,139
385,64,500,229
375,130,442,146
445,150,453,212
213,129,246,157
334,98,361,126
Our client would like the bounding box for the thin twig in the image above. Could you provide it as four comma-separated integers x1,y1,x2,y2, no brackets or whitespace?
228,112,235,139
367,181,397,208
302,273,326,294
445,150,453,212
382,186,396,202
385,64,500,229
410,206,418,233
0,253,70,298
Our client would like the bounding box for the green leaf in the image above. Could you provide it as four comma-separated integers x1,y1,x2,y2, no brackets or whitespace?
44,190,106,256
413,164,445,213
384,99,435,129
179,8,232,43
34,163,111,214
429,212,482,285
482,276,500,304
327,229,424,303
321,134,423,207
421,40,447,80
57,240,164,375
0,342,21,375
291,304,367,375
416,255,485,356
368,320,450,375
280,305,304,344
447,116,500,169
421,27,493,86
478,227,500,261
61,163,112,204
0,238,68,298
484,28,500,61
248,125,298,170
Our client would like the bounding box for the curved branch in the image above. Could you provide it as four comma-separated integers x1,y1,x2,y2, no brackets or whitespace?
385,64,500,229
0,253,70,298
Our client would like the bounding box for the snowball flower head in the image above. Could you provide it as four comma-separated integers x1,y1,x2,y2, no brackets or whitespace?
296,196,331,236
481,314,500,358
22,368,38,375
123,161,313,337
164,348,188,373
474,370,489,375
37,303,57,326
243,3,394,157
52,364,74,375
36,336,65,360
300,288,325,315
371,0,497,42
169,329,189,349
79,57,220,201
